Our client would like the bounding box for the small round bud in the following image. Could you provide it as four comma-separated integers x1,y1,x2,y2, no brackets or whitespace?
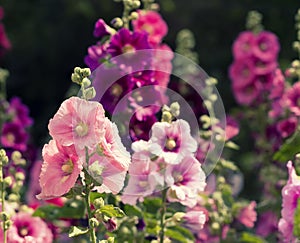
93,197,105,208
211,222,220,231
8,193,19,202
292,60,300,68
84,87,96,100
111,18,123,29
71,73,81,84
0,212,10,221
150,3,160,11
15,172,25,181
3,176,13,187
120,226,130,234
74,67,81,74
130,11,139,20
81,68,91,77
172,212,186,222
107,237,115,243
217,176,226,184
89,217,100,228
3,219,12,230
170,102,180,117
130,0,141,9
82,77,91,88
161,111,172,123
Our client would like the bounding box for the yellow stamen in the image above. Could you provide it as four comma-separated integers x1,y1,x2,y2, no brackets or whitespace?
75,122,89,137
165,138,176,151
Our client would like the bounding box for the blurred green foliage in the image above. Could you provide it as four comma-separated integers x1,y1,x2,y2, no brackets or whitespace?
0,0,299,147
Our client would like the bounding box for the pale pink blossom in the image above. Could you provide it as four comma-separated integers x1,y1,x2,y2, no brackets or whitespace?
48,96,105,151
132,10,168,46
37,140,82,200
149,119,198,164
165,155,206,207
0,212,53,243
183,210,206,232
237,201,257,228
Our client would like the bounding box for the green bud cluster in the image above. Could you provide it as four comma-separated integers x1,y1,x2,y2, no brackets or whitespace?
71,67,96,100
246,10,264,34
161,102,181,123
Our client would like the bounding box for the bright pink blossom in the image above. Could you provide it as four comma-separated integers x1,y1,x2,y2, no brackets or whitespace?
253,31,280,61
286,82,300,116
165,155,206,207
149,119,198,164
278,161,300,242
37,140,82,200
237,201,257,228
232,31,256,59
276,117,298,138
1,122,28,151
0,212,53,243
132,10,168,46
48,96,105,151
93,18,114,38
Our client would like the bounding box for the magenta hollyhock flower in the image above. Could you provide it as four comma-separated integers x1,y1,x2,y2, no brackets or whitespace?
232,31,256,59
237,201,257,228
1,122,28,151
84,44,108,71
48,96,106,151
0,212,53,243
253,72,274,91
276,117,298,138
251,57,277,75
253,31,280,61
183,210,206,232
232,81,260,106
225,116,239,141
286,82,300,116
256,211,278,237
37,140,82,200
229,59,255,89
0,11,11,57
8,97,33,127
278,161,300,242
165,155,206,207
132,10,168,46
149,119,198,165
93,18,114,38
121,140,164,205
107,28,151,58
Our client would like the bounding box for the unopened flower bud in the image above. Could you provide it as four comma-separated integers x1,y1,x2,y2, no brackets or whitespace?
162,111,172,123
0,149,9,165
130,11,139,20
84,87,96,100
15,172,25,181
71,73,81,84
0,212,10,221
8,193,19,202
81,68,91,77
292,60,300,68
150,3,160,11
170,102,180,117
82,77,91,88
111,18,123,28
74,67,81,74
3,176,12,187
107,237,115,243
130,0,141,9
89,217,99,228
172,212,186,222
93,197,105,208
104,218,118,232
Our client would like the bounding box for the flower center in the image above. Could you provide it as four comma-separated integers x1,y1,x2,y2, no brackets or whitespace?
139,181,148,188
61,159,74,175
165,138,176,151
111,83,123,97
75,122,89,137
18,226,29,237
174,173,184,183
6,133,15,144
259,42,267,51
122,44,136,54
141,24,154,34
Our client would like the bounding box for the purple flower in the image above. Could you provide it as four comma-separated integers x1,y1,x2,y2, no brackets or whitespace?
276,117,298,138
232,31,256,59
149,119,198,165
129,113,157,142
84,44,107,72
229,59,255,89
251,57,277,75
165,155,206,207
93,18,114,39
256,211,278,237
253,31,280,61
232,82,260,106
1,122,28,151
1,212,53,243
286,82,300,116
8,97,33,127
107,28,151,60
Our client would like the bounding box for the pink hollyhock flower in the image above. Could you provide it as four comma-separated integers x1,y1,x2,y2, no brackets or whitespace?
276,117,298,138
237,201,257,228
132,10,168,46
225,116,239,140
0,212,53,243
256,211,278,237
278,161,300,242
286,82,300,116
0,14,11,57
251,57,277,75
232,82,260,106
121,140,164,205
93,18,114,38
84,44,108,71
149,119,198,165
48,96,105,151
253,72,274,91
107,28,151,58
229,59,255,89
183,210,206,232
1,122,28,151
232,31,256,59
165,155,206,207
37,140,82,200
253,31,280,61
8,97,33,127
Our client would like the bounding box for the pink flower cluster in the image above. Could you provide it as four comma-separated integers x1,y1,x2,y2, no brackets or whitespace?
278,161,300,243
84,10,173,141
121,119,206,208
37,97,130,200
230,30,280,106
0,6,11,57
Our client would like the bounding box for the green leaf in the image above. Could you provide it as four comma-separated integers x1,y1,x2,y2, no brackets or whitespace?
294,197,300,237
143,197,162,214
273,130,300,162
99,205,125,218
239,232,267,243
124,204,143,218
165,226,195,243
69,226,89,237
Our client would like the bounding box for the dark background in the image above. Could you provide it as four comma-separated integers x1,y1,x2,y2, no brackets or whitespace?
1,0,299,147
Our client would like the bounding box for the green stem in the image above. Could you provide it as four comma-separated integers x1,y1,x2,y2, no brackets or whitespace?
84,184,97,243
159,189,167,243
1,165,7,243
